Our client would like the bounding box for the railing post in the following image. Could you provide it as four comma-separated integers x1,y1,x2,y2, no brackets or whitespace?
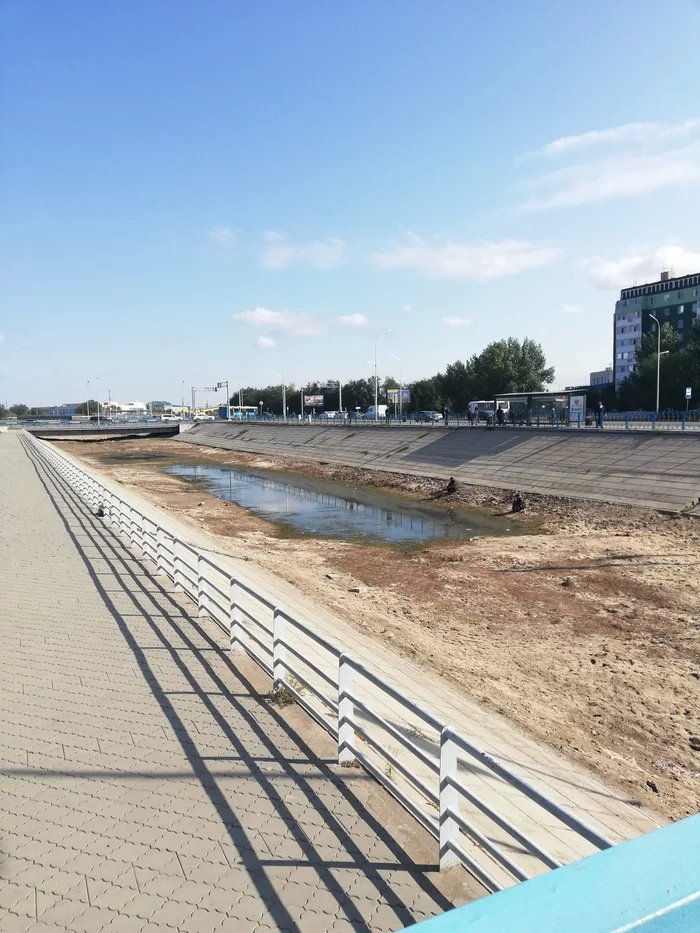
173,539,183,591
439,727,460,870
229,578,245,652
156,527,167,575
272,608,287,691
625,413,629,431
682,412,686,431
197,554,207,617
338,654,355,764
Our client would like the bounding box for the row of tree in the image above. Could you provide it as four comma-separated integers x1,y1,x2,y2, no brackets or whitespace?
233,338,555,415
6,327,697,420
615,321,700,411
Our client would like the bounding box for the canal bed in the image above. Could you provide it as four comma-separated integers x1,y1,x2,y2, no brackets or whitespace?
163,461,518,545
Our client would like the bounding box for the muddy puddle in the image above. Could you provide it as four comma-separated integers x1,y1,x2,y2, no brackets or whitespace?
161,461,518,544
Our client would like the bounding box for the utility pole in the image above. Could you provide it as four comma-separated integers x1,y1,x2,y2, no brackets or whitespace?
649,315,661,413
391,354,402,421
373,330,390,422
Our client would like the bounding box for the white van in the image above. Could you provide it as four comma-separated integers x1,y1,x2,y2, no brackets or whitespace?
366,405,388,419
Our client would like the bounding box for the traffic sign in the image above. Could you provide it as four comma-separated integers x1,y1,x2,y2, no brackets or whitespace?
686,387,692,400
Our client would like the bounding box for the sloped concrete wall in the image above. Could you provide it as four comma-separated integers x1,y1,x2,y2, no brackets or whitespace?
177,423,700,511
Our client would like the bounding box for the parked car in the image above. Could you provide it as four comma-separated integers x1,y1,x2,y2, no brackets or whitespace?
418,410,443,422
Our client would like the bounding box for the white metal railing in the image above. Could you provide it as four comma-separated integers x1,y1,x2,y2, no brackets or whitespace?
21,431,615,891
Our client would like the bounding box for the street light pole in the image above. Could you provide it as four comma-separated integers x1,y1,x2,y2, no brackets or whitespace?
373,329,391,422
237,361,248,413
391,354,402,421
649,315,661,413
274,367,286,420
96,377,100,427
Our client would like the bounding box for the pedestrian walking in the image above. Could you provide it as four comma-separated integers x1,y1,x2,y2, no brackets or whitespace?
443,406,449,426
597,401,605,430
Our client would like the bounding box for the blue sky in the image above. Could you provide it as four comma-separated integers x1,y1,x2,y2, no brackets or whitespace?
2,0,700,406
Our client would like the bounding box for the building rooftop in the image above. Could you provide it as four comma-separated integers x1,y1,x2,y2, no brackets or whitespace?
620,270,700,300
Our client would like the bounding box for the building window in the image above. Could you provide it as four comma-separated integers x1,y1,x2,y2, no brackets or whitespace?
678,319,684,329
650,323,657,332
678,305,684,313
665,309,670,316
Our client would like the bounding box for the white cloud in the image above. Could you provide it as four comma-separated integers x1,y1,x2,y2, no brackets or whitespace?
257,336,276,349
520,143,700,211
535,117,700,158
337,313,367,328
403,304,412,312
208,226,235,242
234,306,325,337
584,245,700,289
562,303,585,314
372,234,560,281
261,231,345,269
441,316,472,327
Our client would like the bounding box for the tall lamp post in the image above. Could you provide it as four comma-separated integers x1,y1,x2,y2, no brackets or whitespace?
237,361,248,413
391,353,402,421
86,381,90,419
96,377,100,427
274,367,286,421
649,315,664,413
371,329,391,422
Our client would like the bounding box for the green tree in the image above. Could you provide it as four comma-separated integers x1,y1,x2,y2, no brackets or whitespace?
9,404,30,418
437,360,475,411
341,378,375,412
73,400,100,416
469,337,554,398
618,323,683,410
408,378,442,412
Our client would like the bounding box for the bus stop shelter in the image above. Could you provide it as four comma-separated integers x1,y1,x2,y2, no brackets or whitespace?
493,391,587,426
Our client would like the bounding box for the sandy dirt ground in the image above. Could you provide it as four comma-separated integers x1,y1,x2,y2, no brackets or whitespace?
55,437,700,823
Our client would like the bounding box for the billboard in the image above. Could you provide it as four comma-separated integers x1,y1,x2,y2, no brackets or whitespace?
387,388,411,403
569,395,586,422
304,394,324,407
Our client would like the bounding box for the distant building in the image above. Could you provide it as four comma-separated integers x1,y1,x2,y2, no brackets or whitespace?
103,400,147,414
589,367,613,387
613,270,700,389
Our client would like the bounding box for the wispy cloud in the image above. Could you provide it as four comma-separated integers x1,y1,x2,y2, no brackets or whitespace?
403,304,412,312
372,234,560,281
234,306,325,337
584,244,700,289
441,316,472,327
208,226,236,242
519,143,700,211
257,336,276,349
337,313,367,328
261,231,345,269
533,117,700,158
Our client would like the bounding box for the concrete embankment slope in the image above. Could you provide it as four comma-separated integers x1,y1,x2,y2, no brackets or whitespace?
178,423,700,511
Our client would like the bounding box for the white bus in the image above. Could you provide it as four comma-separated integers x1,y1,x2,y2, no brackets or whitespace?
468,399,510,421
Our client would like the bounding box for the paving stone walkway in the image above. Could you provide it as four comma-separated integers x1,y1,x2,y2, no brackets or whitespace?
0,432,468,932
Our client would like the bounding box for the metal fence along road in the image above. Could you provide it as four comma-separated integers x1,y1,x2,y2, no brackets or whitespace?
21,432,615,894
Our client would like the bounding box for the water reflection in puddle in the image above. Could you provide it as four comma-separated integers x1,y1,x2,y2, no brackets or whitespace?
165,463,515,545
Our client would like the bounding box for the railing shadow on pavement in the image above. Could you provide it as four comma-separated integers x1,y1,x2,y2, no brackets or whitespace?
21,438,456,927
21,432,616,896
